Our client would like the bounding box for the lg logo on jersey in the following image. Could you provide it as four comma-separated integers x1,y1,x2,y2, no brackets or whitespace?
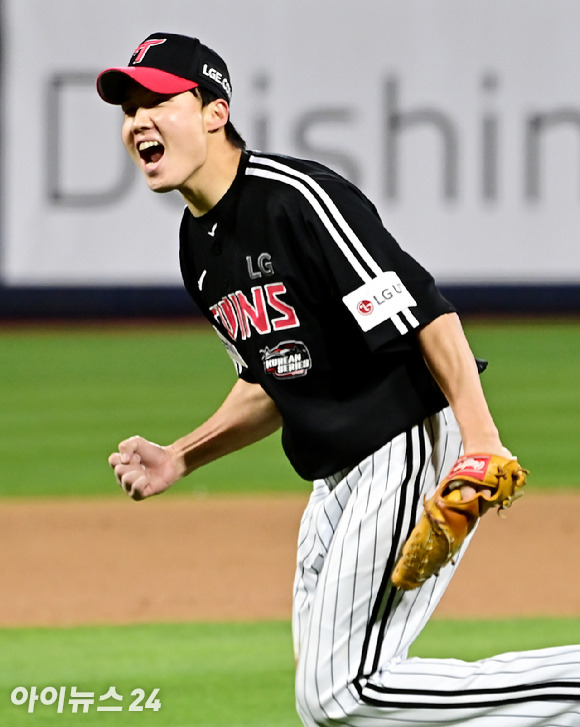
210,282,299,341
356,282,407,316
343,271,417,333
246,253,274,279
357,300,374,315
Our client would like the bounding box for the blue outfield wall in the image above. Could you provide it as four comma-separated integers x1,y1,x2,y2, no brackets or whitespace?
0,284,579,320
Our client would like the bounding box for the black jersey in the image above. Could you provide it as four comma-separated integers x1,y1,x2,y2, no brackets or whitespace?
179,151,455,480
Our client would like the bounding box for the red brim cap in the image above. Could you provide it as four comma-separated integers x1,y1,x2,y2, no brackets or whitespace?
97,66,199,105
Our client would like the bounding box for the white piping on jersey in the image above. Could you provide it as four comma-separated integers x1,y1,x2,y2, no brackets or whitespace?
401,307,419,329
197,269,207,291
390,313,407,336
246,154,420,336
247,155,383,282
246,165,372,282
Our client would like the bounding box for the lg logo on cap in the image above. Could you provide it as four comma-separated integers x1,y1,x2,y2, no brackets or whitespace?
202,64,232,99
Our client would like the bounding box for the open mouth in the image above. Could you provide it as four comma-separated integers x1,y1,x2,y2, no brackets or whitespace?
138,140,165,166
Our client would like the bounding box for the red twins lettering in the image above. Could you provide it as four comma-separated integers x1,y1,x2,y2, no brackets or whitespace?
234,287,270,339
265,283,299,331
210,283,299,341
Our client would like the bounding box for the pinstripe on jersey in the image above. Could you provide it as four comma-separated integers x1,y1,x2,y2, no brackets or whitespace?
293,408,580,726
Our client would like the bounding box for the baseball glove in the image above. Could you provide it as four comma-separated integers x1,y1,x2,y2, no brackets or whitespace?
391,454,528,591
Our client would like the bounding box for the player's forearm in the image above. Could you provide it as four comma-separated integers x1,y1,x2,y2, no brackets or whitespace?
417,312,504,454
169,379,282,478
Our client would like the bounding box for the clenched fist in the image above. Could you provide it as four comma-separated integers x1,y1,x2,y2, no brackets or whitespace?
108,436,181,501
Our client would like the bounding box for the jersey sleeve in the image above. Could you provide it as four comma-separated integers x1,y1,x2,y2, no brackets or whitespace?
285,171,455,350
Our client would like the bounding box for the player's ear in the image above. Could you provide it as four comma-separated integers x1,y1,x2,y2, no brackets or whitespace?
205,98,229,133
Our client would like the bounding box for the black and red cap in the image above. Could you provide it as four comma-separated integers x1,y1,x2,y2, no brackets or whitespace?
97,32,232,105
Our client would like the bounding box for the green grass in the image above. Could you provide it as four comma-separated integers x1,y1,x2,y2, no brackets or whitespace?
410,615,580,660
466,319,580,487
0,621,300,727
1,318,580,497
0,323,302,498
1,618,579,726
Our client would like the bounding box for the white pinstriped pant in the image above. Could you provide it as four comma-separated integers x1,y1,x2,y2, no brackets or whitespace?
293,407,580,726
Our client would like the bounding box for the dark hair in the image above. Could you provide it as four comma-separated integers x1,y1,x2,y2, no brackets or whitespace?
193,87,246,150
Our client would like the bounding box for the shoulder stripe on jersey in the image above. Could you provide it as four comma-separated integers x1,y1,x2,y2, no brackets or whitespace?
247,154,383,281
246,165,372,282
401,308,419,329
390,313,408,335
246,154,420,336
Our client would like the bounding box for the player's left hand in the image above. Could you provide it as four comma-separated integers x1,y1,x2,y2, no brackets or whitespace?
391,452,528,590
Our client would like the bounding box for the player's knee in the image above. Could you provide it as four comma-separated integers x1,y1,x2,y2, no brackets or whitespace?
295,679,331,726
295,661,350,726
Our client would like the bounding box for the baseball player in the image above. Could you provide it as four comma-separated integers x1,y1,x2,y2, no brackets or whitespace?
100,33,580,726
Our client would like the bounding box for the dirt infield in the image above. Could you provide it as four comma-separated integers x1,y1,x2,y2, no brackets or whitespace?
2,491,579,627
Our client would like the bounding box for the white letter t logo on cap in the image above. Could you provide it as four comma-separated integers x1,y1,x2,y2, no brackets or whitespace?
132,39,166,64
